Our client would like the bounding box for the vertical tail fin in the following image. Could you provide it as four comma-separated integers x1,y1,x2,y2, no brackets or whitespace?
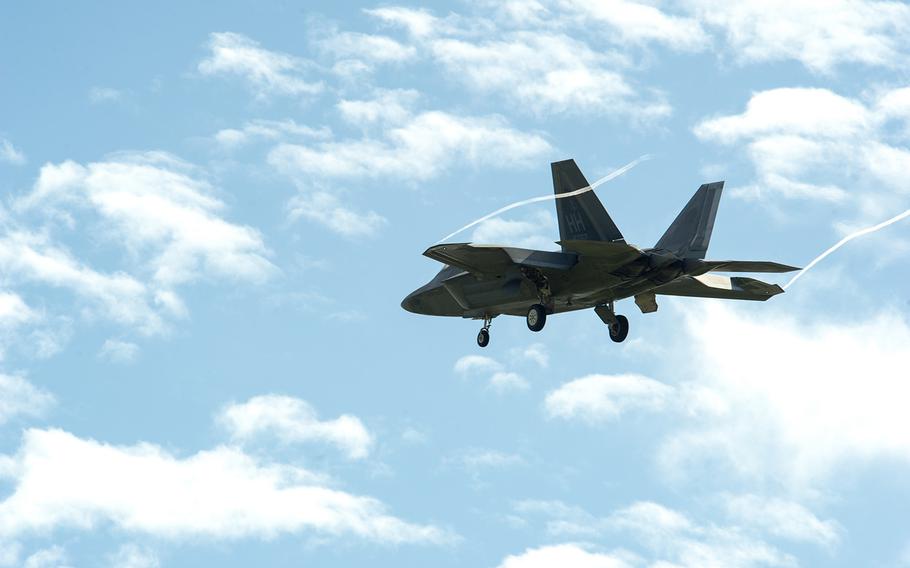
551,159,625,248
655,181,723,259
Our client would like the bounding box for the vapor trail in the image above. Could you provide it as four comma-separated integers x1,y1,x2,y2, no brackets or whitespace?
436,154,652,244
784,208,910,290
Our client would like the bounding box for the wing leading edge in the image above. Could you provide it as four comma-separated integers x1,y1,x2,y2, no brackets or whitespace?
423,243,577,276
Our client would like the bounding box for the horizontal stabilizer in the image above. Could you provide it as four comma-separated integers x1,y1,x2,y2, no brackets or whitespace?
702,260,801,273
424,243,576,276
654,274,784,301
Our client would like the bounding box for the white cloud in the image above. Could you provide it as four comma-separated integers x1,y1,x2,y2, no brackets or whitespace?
453,354,502,375
0,292,36,329
448,448,525,470
19,152,276,288
609,501,795,567
0,542,18,567
561,0,708,51
0,231,165,334
496,544,633,568
336,89,419,126
454,354,529,392
489,371,530,393
0,138,25,165
514,343,549,368
695,87,910,207
429,32,668,118
107,544,159,568
269,109,552,182
657,302,910,487
471,211,559,251
686,0,910,73
544,373,673,423
0,374,54,424
219,395,373,459
89,87,122,103
23,546,69,568
511,498,801,568
318,31,417,63
723,494,841,548
287,191,386,238
368,4,673,118
0,428,447,544
98,339,139,364
213,119,330,149
198,32,322,98
366,7,443,38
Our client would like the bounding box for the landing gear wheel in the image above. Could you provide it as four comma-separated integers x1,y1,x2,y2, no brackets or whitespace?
526,304,547,332
477,328,490,348
609,314,629,343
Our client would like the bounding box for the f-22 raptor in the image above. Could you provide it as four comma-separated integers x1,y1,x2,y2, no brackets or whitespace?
402,159,799,348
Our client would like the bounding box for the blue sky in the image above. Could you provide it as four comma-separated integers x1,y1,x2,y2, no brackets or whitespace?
1,1,910,567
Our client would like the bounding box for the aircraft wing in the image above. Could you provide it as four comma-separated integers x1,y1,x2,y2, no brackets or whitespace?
557,239,644,265
423,243,576,277
702,260,800,273
654,274,784,301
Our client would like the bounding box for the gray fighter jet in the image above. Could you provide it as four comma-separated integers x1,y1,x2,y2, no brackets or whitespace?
402,159,799,347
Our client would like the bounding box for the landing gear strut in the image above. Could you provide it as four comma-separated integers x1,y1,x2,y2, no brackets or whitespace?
526,304,547,332
595,302,630,343
477,314,493,348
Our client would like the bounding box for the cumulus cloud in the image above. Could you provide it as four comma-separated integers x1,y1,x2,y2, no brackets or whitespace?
0,138,25,165
220,395,373,459
19,152,275,287
213,119,330,149
609,500,795,567
657,302,910,488
544,373,673,423
695,87,910,213
561,0,708,52
106,544,159,568
0,374,55,424
0,428,447,544
687,0,910,73
471,211,559,251
198,32,322,98
317,31,417,64
0,231,166,334
453,354,530,393
496,543,632,568
268,109,552,182
269,89,550,236
98,339,139,364
510,499,801,567
287,191,387,238
23,546,69,568
723,494,841,549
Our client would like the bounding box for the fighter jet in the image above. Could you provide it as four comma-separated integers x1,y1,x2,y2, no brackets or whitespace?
402,159,799,348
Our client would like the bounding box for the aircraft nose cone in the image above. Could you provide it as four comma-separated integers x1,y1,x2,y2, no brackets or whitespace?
401,291,422,313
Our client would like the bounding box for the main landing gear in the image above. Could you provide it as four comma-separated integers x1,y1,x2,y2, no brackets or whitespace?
477,314,493,348
595,302,629,343
526,304,547,332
